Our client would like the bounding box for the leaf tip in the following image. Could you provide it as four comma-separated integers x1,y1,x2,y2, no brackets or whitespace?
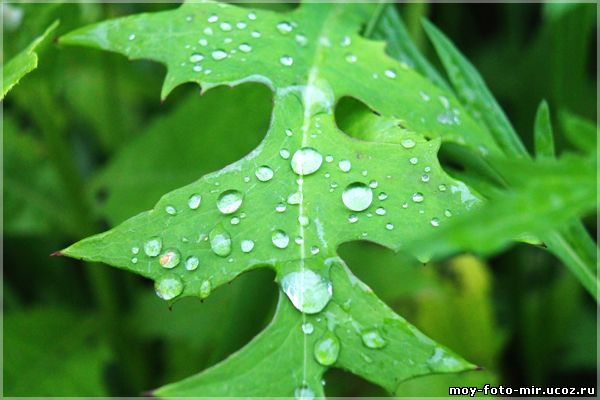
50,250,64,257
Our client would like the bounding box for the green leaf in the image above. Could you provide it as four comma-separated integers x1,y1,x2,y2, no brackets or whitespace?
534,100,555,159
422,19,528,158
2,20,58,99
558,110,598,154
59,2,486,396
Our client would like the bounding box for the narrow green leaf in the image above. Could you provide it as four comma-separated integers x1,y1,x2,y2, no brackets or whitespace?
558,110,598,154
2,20,59,99
534,100,555,159
422,19,528,158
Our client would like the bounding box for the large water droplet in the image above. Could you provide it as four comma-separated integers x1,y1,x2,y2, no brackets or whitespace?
155,275,184,300
209,225,232,257
271,230,289,249
342,182,373,212
188,194,202,209
291,147,323,175
280,269,332,314
159,249,181,269
338,159,351,172
216,190,243,214
361,329,386,349
189,53,204,63
144,237,162,257
219,22,232,31
255,165,274,182
211,49,228,60
314,332,340,366
241,239,255,253
185,256,199,271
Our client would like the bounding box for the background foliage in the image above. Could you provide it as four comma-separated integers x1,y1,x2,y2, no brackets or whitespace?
3,2,597,396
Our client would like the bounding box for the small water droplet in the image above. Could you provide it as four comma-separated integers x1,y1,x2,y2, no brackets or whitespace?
348,214,358,223
385,223,394,230
342,182,373,212
219,22,232,31
275,203,286,213
424,166,431,172
159,249,181,269
165,205,177,215
294,236,304,245
362,329,386,349
251,30,261,38
271,230,289,249
188,194,202,209
144,237,162,257
281,269,332,314
208,14,218,23
294,385,315,400
302,322,314,335
421,174,430,182
280,149,290,159
409,157,418,165
285,128,293,137
185,256,199,271
345,53,357,63
209,225,232,257
276,21,293,34
131,257,138,264
216,190,243,214
314,332,340,366
384,69,396,78
155,275,184,300
128,33,136,41
378,192,388,201
200,280,212,299
369,180,378,189
412,192,424,203
310,245,320,255
325,155,333,163
238,43,252,53
241,239,255,253
438,184,447,192
338,159,351,172
280,55,294,66
247,11,257,20
298,216,310,226
375,207,386,216
444,209,453,217
230,216,240,225
255,165,274,182
431,218,440,227
340,35,351,47
131,246,140,254
291,147,323,175
189,53,204,63
295,33,308,46
401,138,416,149
211,49,228,60
236,21,247,29
419,91,430,101
287,192,302,204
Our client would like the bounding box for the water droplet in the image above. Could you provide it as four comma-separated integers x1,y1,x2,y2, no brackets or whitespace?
216,190,243,214
325,155,333,162
384,69,396,78
375,207,386,216
369,180,378,189
255,165,274,182
298,216,309,226
200,280,212,299
409,157,418,165
236,21,247,29
338,159,351,172
185,256,199,271
295,33,308,46
281,269,332,314
285,128,293,136
291,147,323,175
251,30,261,38
302,322,314,335
287,192,302,204
131,257,138,263
431,218,440,227
310,245,320,255
342,182,373,212
144,237,162,257
276,21,293,34
230,216,240,225
241,239,255,253
189,53,204,63
280,149,290,159
345,53,357,63
438,184,447,192
378,192,388,201
198,38,208,46
238,43,252,53
165,205,177,215
421,174,430,183
211,49,228,60
401,138,416,149
362,329,386,349
340,35,351,47
412,192,424,203
280,55,294,66
275,203,286,213
219,22,232,31
203,27,213,36
208,14,218,23
155,275,184,300
385,223,394,230
294,236,304,245
159,249,181,269
131,246,140,254
444,209,453,217
209,225,232,257
348,214,358,223
271,230,289,249
128,33,136,41
314,332,340,366
419,91,430,101
424,166,431,172
294,385,315,400
188,194,202,209
247,11,257,20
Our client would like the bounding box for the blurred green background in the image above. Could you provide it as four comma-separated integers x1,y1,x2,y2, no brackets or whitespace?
3,2,597,397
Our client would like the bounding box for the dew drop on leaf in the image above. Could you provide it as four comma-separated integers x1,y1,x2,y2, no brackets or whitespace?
314,332,340,366
238,43,252,53
345,53,357,63
280,269,332,314
209,225,232,257
144,237,162,257
211,49,228,60
338,159,351,172
422,174,430,183
431,218,440,227
438,184,447,192
200,279,212,299
230,216,240,225
271,229,289,249
409,157,418,165
216,190,243,214
131,246,140,254
342,182,373,212
375,207,386,216
294,385,315,400
188,194,202,209
378,192,388,201
444,209,453,217
189,53,204,62
276,21,293,34
401,138,416,149
361,329,386,349
165,205,177,215
185,256,199,271
155,275,184,300
280,55,294,66
384,69,396,78
348,214,358,223
287,192,302,205
385,223,394,230
301,322,314,335
280,149,290,159
241,239,255,253
412,192,424,203
291,147,323,175
255,165,274,182
275,203,286,213
159,249,181,269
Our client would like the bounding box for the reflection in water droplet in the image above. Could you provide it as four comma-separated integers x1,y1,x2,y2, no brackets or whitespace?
281,269,332,314
412,192,424,203
255,165,274,182
209,225,232,257
185,256,199,271
144,237,162,257
314,332,340,366
272,230,289,249
216,190,243,214
188,194,202,209
342,183,373,212
362,329,386,349
241,239,255,253
155,275,184,300
291,147,323,175
159,249,181,269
